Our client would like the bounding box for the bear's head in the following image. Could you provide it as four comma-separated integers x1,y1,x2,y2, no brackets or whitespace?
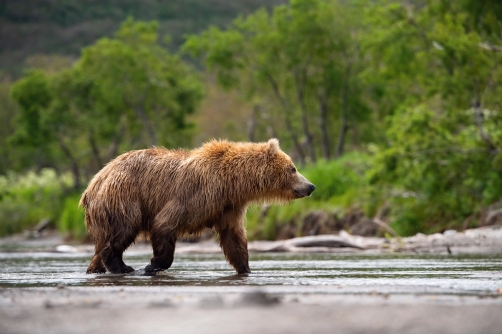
260,138,316,202
197,138,315,203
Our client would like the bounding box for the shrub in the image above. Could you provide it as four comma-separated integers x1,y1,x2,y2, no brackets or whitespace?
245,152,375,240
0,169,72,236
58,193,86,240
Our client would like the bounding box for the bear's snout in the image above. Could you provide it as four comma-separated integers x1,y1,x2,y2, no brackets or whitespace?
293,171,316,198
293,182,315,198
300,183,315,197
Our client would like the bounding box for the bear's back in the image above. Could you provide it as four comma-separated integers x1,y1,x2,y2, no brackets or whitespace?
81,147,191,211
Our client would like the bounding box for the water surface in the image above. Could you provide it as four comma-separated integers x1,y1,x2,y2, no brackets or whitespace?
1,252,501,296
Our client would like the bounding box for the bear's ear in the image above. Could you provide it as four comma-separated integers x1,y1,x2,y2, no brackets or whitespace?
267,138,280,155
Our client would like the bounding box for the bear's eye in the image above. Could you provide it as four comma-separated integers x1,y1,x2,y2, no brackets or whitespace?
291,167,297,173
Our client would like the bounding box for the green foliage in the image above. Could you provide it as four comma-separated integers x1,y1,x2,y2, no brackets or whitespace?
58,194,86,240
362,0,502,235
184,0,371,163
9,19,203,189
0,76,19,174
370,104,502,235
0,169,88,239
0,169,72,236
246,152,375,240
76,18,203,147
302,154,371,203
10,70,53,147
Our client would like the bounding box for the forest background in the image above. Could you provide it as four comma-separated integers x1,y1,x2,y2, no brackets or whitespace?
1,0,501,241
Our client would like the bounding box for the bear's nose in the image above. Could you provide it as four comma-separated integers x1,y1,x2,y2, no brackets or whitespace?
308,183,316,195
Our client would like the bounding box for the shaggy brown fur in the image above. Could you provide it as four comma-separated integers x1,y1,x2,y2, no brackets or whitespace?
79,139,315,274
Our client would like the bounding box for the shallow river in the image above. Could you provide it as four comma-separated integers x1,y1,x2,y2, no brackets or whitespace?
1,252,501,296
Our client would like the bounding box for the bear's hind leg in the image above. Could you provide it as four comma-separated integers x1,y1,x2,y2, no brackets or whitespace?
85,213,107,274
145,229,177,273
101,245,135,274
101,229,137,274
145,204,180,273
215,208,250,275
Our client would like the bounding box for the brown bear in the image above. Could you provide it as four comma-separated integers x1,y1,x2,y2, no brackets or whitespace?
79,139,315,275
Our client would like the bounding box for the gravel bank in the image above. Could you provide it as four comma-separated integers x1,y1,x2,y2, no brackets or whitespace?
1,287,502,334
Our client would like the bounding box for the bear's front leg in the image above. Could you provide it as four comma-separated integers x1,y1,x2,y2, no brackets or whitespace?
215,208,251,275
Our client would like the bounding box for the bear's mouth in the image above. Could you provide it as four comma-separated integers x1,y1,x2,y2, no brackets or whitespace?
294,189,308,198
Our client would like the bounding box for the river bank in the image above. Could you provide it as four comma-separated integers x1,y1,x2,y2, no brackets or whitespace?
1,224,501,255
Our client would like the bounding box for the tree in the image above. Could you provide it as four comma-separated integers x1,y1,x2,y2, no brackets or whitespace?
365,0,502,234
184,0,370,165
9,19,203,187
0,75,19,174
76,18,203,148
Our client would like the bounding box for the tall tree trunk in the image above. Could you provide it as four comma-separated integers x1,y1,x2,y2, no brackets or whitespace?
56,133,81,190
295,69,316,163
266,73,306,166
335,64,352,158
335,110,348,158
126,82,157,147
318,88,331,160
89,133,103,169
260,103,279,139
107,136,121,161
107,120,126,161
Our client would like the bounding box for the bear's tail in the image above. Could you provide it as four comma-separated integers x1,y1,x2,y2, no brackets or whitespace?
79,190,88,209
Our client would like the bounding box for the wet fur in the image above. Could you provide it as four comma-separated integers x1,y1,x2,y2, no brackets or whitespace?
80,139,314,274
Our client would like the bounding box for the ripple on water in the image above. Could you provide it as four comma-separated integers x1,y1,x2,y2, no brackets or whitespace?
0,252,501,295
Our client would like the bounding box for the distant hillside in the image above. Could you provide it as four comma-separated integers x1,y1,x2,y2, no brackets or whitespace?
0,0,286,77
